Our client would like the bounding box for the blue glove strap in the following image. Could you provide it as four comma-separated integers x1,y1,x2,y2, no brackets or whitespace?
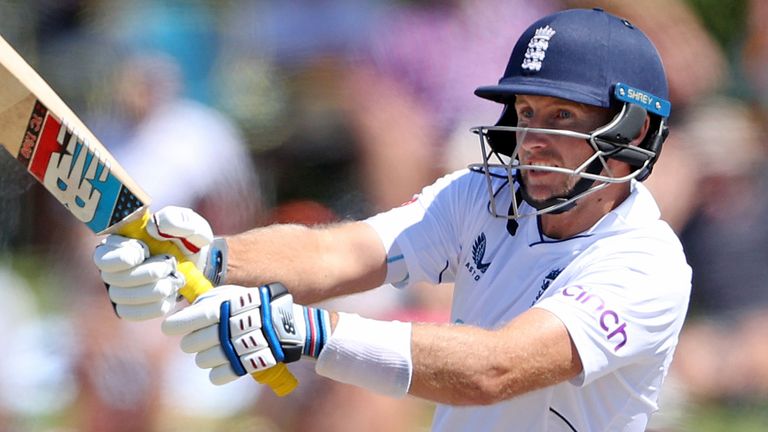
303,307,311,356
219,301,247,376
302,307,330,358
259,286,286,363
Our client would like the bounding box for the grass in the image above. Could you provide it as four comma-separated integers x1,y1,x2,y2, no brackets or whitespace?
672,401,768,432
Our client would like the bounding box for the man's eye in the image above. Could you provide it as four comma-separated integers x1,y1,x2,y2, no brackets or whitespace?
519,109,533,119
556,110,573,120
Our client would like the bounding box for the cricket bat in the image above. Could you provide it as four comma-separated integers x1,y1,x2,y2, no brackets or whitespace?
0,33,297,396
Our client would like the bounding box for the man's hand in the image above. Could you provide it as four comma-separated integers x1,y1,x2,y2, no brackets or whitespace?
161,283,330,385
93,206,224,321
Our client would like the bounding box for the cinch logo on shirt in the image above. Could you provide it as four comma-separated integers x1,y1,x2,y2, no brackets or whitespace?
465,233,492,281
560,285,628,352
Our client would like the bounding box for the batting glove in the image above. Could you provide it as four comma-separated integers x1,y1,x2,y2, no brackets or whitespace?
92,206,227,321
162,283,331,385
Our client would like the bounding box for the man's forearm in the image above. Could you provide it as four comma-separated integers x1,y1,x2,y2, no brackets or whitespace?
408,308,583,405
223,221,388,304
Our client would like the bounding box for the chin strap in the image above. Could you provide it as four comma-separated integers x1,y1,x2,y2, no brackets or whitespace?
506,187,523,236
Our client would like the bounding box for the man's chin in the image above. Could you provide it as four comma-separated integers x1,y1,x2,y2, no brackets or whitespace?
522,187,557,204
521,185,572,209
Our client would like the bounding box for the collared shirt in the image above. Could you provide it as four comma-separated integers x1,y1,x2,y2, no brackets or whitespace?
366,168,691,431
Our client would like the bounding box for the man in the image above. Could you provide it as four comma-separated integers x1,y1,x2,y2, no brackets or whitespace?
94,9,691,431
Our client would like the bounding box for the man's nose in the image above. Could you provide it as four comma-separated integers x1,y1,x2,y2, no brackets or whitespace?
517,128,551,152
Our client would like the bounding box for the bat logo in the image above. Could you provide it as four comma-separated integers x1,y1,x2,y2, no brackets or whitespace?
21,101,143,233
43,122,110,222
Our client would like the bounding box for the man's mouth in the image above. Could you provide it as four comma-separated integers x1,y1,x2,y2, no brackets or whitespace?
525,161,558,176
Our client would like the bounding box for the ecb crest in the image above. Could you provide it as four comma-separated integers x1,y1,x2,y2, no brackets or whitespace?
521,25,556,72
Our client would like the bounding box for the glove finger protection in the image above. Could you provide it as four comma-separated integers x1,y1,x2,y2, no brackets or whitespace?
92,206,222,321
93,235,149,272
115,295,180,322
107,278,179,305
196,344,230,368
162,283,331,386
148,206,229,286
100,254,178,288
94,235,182,320
179,324,220,353
146,206,214,269
104,255,183,321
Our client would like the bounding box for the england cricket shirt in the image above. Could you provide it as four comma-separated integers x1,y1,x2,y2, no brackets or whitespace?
365,168,691,432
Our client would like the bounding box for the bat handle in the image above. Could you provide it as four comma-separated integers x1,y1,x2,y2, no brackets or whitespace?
116,209,298,397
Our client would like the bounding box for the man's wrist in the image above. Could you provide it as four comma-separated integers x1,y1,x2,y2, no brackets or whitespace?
315,312,413,398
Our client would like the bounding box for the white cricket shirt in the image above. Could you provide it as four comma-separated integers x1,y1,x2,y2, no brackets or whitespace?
365,168,691,432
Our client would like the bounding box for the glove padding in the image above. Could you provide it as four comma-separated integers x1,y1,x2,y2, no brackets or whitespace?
162,283,330,385
93,206,215,321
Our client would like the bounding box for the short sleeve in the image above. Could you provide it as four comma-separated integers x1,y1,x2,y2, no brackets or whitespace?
534,245,691,386
365,169,478,288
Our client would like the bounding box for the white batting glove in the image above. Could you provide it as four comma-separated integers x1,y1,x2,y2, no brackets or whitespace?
162,283,331,385
93,206,226,321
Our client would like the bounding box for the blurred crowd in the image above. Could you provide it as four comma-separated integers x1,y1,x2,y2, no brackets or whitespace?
1,0,767,431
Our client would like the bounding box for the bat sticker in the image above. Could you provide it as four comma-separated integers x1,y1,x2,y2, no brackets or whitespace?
21,101,144,232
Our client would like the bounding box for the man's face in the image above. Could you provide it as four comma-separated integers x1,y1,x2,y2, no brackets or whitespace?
513,94,614,204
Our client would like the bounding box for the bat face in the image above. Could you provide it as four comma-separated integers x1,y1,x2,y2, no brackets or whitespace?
17,100,147,233
0,35,149,234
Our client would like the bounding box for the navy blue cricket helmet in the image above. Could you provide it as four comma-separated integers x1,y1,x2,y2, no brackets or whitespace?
470,8,671,219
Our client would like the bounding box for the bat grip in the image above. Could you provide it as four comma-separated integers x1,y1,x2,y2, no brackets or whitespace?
116,210,298,397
